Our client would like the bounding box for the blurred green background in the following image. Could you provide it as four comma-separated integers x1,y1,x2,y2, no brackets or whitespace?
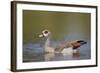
23,10,90,43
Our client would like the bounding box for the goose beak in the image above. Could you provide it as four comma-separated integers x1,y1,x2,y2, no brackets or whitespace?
39,34,44,37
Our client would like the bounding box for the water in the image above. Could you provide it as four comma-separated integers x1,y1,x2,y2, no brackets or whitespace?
23,40,90,62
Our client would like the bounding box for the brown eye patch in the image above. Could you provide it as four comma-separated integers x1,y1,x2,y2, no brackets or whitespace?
44,31,48,34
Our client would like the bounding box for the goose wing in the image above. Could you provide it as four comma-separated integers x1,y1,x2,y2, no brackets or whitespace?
55,40,87,53
55,41,72,53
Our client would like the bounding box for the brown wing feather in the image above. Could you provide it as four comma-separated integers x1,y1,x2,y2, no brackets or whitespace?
55,40,82,53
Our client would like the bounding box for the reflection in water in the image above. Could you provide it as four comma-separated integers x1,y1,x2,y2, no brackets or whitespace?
72,51,80,59
44,52,80,61
23,51,81,62
45,53,55,61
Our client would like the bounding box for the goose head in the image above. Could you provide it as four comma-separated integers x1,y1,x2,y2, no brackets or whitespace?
39,29,51,38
